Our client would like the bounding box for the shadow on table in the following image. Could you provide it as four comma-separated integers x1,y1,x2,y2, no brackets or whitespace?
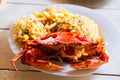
51,0,112,9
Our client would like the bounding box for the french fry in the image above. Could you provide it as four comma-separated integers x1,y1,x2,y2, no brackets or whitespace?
34,10,41,18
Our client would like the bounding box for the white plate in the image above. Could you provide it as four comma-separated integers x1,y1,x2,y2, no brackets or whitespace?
8,4,120,77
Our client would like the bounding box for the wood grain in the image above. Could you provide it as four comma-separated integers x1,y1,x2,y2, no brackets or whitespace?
0,70,120,80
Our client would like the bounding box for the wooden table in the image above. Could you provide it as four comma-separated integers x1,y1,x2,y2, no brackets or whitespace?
0,0,120,80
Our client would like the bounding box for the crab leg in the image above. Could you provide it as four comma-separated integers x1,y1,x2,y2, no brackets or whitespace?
11,49,27,73
32,60,64,70
71,57,104,69
22,48,64,71
71,53,109,69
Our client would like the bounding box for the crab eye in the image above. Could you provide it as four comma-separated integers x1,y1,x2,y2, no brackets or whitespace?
76,36,88,42
51,33,57,38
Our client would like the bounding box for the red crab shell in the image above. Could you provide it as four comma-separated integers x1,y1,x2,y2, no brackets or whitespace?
11,32,109,72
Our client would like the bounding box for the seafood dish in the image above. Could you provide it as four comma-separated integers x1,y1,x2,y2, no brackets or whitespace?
11,5,109,72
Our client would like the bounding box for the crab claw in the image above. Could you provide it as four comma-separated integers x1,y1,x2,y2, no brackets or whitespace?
71,52,109,69
71,58,104,69
24,48,64,71
31,60,64,71
11,47,64,72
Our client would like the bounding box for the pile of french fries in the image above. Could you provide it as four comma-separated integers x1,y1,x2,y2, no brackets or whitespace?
33,5,72,30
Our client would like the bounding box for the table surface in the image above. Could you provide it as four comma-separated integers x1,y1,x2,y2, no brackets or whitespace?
0,0,120,80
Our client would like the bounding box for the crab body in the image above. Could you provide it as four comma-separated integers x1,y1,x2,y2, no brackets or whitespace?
11,32,109,72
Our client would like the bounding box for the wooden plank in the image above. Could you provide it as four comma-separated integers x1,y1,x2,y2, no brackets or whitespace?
7,0,120,9
0,70,120,80
0,4,120,29
0,30,13,68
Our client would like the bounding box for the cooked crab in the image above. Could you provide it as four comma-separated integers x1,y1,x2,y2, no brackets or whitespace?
11,32,109,72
